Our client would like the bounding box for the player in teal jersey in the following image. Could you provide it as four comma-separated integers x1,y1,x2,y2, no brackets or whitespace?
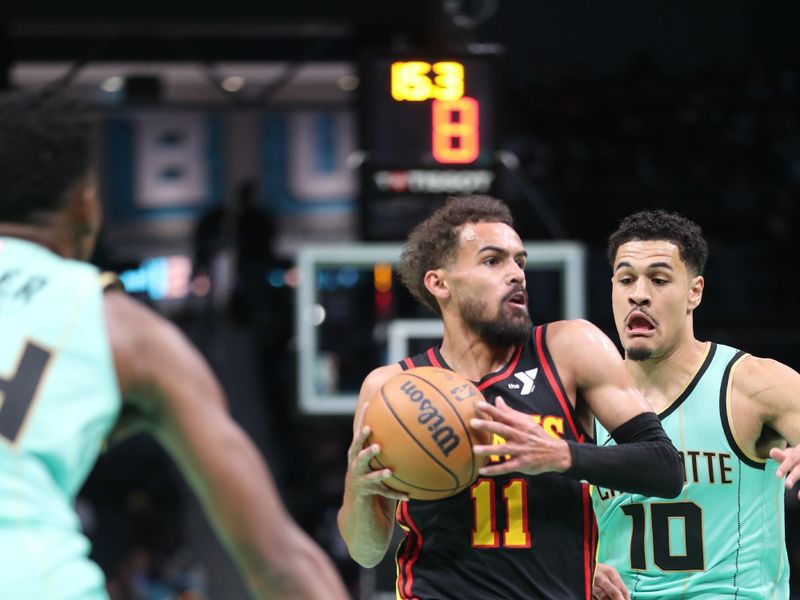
0,91,349,599
591,210,800,600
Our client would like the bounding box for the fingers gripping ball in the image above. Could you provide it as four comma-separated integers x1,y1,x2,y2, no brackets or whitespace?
365,367,490,500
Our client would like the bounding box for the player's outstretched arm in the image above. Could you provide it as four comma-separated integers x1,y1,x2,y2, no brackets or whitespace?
104,291,349,600
551,319,683,497
337,364,408,568
734,356,800,499
473,320,683,498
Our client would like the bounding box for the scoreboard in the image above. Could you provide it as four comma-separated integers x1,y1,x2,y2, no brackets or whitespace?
359,55,499,240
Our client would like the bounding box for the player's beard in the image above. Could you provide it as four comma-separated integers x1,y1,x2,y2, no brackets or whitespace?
460,293,532,347
626,346,653,361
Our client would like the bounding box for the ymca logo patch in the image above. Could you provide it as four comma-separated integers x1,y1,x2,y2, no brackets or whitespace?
512,368,538,395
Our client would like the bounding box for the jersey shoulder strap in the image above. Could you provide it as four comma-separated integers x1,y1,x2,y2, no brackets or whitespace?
99,271,125,293
398,347,438,370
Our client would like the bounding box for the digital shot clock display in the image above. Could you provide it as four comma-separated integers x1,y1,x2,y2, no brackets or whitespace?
359,55,499,240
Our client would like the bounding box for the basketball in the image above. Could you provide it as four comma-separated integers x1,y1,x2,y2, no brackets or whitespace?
365,366,490,501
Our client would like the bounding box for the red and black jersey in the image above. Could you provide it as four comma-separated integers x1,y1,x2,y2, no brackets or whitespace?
394,323,597,600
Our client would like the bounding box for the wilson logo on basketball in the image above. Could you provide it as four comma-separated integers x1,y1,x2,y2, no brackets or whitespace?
398,380,460,457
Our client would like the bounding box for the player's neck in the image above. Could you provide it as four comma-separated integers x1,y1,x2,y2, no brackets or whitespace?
626,337,709,412
0,223,61,253
439,326,517,382
0,215,89,260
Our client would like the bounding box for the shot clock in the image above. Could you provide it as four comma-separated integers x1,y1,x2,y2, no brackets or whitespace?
358,55,499,240
391,60,477,163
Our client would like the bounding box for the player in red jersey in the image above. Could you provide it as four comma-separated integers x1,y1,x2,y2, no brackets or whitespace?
338,195,683,599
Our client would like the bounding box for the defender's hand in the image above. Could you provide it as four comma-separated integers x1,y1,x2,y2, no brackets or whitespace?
770,445,800,500
592,563,630,600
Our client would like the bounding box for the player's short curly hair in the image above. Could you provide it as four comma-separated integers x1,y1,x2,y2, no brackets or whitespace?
397,194,514,315
607,210,708,276
0,90,95,224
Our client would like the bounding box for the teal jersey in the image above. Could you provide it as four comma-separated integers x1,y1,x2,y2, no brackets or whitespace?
0,237,121,599
592,342,788,600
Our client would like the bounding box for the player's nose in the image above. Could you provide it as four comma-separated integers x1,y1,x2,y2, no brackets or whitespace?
628,279,651,306
507,261,525,285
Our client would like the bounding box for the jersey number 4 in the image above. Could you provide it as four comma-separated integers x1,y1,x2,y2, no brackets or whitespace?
471,478,530,548
0,342,52,443
623,501,704,571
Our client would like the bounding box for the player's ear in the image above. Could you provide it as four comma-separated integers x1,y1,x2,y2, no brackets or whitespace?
66,175,101,232
64,175,102,261
424,268,450,301
688,275,704,311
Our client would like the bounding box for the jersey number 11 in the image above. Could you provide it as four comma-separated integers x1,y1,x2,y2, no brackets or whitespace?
471,478,531,548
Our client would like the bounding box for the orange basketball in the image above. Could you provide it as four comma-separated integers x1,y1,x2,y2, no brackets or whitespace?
365,366,490,501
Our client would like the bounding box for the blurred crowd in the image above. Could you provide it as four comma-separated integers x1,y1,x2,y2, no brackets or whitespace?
509,59,799,241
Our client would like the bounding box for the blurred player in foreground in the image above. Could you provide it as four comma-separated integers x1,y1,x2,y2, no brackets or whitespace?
0,90,349,600
338,195,683,599
592,210,800,599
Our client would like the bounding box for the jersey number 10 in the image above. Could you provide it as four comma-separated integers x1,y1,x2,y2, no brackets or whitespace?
623,501,705,571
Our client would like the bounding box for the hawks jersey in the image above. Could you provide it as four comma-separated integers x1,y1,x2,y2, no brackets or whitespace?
0,237,121,599
394,324,597,600
592,342,789,599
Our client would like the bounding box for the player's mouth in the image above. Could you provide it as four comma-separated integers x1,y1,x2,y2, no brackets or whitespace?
504,289,528,309
626,311,656,336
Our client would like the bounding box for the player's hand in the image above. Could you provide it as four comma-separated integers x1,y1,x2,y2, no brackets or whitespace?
770,445,800,499
592,563,630,600
344,401,409,502
471,397,572,476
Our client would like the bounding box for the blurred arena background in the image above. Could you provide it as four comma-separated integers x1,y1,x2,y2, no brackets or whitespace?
3,1,799,597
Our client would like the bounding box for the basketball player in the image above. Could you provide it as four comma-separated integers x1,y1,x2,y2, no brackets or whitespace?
338,195,684,599
0,91,349,599
591,210,800,599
